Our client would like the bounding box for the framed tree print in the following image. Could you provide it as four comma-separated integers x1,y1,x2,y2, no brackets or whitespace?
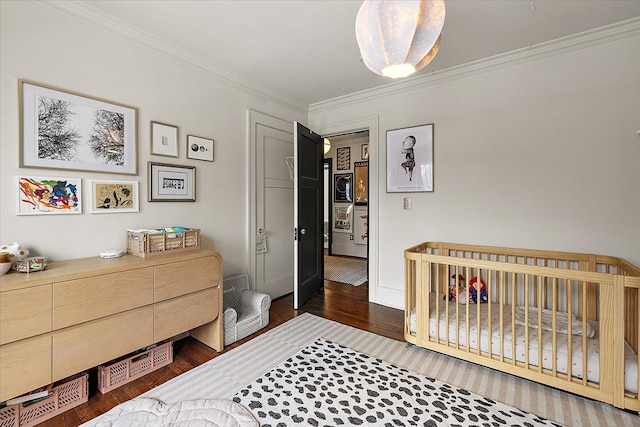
386,123,434,192
20,80,137,175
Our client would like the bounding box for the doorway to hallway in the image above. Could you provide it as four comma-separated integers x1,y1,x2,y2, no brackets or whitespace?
322,130,369,286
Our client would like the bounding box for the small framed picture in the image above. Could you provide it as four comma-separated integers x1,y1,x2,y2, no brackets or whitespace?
187,135,214,162
354,161,368,205
336,146,350,170
17,175,82,215
334,173,353,203
89,180,139,213
361,144,369,160
333,204,353,233
151,121,179,157
148,162,196,202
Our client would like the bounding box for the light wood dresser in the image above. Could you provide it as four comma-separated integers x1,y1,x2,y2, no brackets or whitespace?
0,250,223,402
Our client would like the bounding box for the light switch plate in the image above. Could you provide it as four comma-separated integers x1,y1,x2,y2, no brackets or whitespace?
404,197,412,210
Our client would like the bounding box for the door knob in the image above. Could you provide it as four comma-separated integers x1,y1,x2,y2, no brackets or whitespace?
300,228,306,235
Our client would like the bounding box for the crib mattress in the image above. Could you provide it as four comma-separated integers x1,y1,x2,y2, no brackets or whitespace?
409,293,638,394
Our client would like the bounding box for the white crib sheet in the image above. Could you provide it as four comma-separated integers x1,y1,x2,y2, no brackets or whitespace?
409,293,638,394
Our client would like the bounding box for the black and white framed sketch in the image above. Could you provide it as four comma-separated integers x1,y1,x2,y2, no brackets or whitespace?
333,204,353,233
89,180,139,213
148,162,196,202
187,135,214,162
151,121,179,157
20,80,137,175
334,173,352,203
336,146,350,170
386,123,433,192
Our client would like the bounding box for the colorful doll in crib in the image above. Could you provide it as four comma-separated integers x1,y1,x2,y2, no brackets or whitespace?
468,277,488,304
447,274,465,302
446,274,488,304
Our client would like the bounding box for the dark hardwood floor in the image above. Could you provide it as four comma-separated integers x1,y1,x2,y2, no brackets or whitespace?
43,279,404,426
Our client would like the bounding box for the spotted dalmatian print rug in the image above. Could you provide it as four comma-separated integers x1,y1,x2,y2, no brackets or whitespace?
233,338,561,426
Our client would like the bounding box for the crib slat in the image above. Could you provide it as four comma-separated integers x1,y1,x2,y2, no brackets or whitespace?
511,272,516,366
465,266,470,352
499,270,505,363
476,269,481,356
405,257,413,338
581,280,587,386
552,277,558,378
537,275,543,374
567,278,573,381
488,269,493,362
525,274,530,369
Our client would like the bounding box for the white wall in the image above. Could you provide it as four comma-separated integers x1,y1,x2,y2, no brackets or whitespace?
310,33,640,308
0,1,306,276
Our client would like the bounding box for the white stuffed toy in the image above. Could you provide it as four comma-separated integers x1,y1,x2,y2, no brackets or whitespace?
0,242,29,266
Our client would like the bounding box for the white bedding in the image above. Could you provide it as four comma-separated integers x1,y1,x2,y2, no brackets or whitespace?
409,293,638,394
83,397,258,426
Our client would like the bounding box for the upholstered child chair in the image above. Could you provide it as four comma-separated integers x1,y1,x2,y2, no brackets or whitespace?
223,274,271,346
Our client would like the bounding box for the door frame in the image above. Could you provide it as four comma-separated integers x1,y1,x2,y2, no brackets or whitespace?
310,116,379,303
323,158,333,256
247,109,293,291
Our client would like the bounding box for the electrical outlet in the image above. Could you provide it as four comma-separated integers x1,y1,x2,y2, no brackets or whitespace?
350,234,354,240
404,197,412,210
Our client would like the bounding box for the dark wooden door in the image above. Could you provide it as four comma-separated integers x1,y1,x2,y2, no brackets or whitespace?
293,122,324,309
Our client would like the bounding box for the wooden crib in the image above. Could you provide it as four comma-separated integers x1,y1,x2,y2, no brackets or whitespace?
404,242,640,411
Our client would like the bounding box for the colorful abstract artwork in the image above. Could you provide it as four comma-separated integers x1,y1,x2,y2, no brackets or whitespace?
17,176,82,215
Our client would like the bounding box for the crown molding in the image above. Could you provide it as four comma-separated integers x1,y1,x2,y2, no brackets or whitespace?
310,17,640,114
39,0,308,114
36,1,640,116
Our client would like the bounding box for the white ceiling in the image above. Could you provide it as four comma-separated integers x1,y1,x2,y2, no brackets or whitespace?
68,0,640,106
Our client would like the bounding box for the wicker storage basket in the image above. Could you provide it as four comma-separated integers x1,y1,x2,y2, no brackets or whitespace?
127,229,200,257
97,342,173,394
0,373,88,427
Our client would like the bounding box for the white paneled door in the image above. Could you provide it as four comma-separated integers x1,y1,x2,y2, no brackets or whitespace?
250,112,294,299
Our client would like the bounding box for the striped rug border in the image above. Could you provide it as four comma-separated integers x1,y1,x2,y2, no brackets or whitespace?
84,313,639,427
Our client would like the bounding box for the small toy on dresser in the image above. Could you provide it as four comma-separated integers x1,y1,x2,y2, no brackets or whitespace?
13,257,48,273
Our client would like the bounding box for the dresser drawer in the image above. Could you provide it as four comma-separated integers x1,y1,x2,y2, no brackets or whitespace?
154,256,219,302
1,284,52,345
154,288,219,342
0,335,52,402
53,268,154,330
52,306,154,381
